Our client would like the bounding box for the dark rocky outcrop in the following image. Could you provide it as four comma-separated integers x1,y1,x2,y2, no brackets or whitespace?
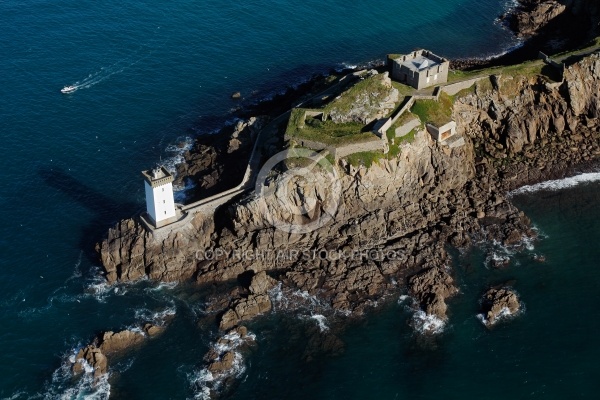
98,52,600,335
98,330,145,355
200,326,256,397
143,323,166,337
507,1,567,38
218,271,277,331
72,346,107,378
71,324,168,378
407,266,459,321
174,116,268,200
480,287,522,326
453,54,600,191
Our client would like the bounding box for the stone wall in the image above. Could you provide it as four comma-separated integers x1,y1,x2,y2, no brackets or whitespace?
441,77,487,96
395,118,421,137
330,138,387,159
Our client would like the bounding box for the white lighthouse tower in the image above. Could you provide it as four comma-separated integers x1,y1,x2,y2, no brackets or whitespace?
142,166,177,228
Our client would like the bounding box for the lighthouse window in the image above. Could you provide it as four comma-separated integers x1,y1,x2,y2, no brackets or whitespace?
164,211,167,215
162,188,164,192
163,200,165,204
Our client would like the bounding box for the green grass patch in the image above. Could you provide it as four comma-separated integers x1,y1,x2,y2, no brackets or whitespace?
391,81,415,97
323,73,397,116
287,108,307,131
397,128,417,144
387,111,420,140
283,148,334,170
447,59,546,85
411,92,453,126
447,69,477,83
286,108,380,147
345,150,385,168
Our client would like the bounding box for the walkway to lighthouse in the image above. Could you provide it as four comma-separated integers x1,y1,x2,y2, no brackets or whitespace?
139,71,362,240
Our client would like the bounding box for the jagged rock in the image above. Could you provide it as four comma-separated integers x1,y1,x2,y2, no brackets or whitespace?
249,271,277,295
72,345,107,378
219,294,272,330
97,52,600,322
408,266,459,320
509,1,566,37
208,351,236,374
98,330,145,355
480,287,521,326
143,323,165,337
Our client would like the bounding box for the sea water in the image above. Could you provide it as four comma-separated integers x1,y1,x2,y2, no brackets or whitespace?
3,1,596,399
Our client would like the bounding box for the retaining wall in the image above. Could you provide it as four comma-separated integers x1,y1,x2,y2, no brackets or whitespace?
395,118,421,137
331,138,387,159
441,77,487,96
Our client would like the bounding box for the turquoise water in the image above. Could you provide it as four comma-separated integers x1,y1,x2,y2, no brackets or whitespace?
4,0,597,398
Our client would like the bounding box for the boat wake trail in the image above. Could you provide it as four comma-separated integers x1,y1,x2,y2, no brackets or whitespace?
61,30,166,94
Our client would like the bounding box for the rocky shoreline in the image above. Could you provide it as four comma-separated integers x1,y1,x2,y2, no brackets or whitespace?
77,0,600,395
452,0,600,70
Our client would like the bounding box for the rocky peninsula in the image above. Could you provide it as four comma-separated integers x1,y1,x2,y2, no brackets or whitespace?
80,0,600,394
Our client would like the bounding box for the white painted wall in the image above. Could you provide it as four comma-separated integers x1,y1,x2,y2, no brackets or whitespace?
145,181,176,224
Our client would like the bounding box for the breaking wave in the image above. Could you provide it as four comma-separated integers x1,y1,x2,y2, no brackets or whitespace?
133,304,177,326
477,302,525,327
188,330,256,400
400,296,447,335
411,310,446,335
34,346,111,400
510,172,600,196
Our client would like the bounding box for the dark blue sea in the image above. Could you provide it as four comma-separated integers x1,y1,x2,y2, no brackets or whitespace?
2,0,599,398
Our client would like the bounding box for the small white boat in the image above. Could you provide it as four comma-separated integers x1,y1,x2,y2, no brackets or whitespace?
61,85,77,94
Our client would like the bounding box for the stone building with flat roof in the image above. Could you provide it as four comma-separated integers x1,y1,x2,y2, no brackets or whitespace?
390,50,449,89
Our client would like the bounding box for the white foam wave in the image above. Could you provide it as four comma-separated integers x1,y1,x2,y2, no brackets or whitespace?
37,347,111,400
510,172,600,196
133,304,176,326
268,283,329,314
1,391,27,400
310,314,329,332
411,310,446,335
65,251,83,283
188,330,255,400
477,306,517,327
398,295,409,303
145,281,179,292
82,280,129,303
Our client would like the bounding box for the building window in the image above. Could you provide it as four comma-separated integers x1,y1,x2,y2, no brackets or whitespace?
163,200,165,204
427,77,430,83
164,211,167,215
162,188,164,192
434,74,438,80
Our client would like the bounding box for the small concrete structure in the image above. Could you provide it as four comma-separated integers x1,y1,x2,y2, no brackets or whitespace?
390,50,449,90
142,166,177,228
426,121,465,148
